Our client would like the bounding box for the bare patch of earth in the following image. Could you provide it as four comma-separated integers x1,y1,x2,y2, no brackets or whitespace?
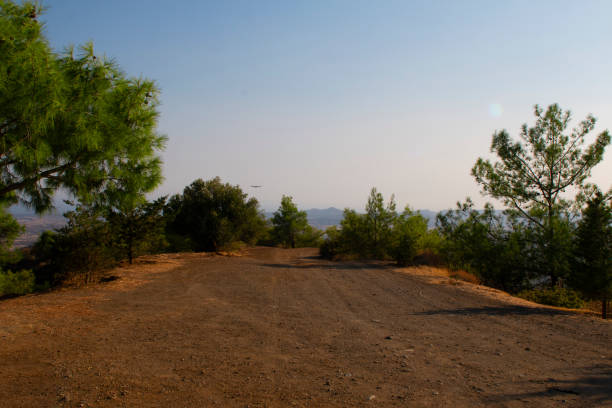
0,247,610,407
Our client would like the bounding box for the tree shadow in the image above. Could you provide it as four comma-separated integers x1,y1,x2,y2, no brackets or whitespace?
261,259,393,271
413,305,575,317
487,367,612,406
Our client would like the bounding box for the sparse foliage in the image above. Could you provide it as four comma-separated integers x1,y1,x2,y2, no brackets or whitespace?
436,200,532,292
472,104,610,284
320,188,438,264
107,197,168,264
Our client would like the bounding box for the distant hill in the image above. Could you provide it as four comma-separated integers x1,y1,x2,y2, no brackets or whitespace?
305,207,345,229
12,214,66,248
265,207,440,230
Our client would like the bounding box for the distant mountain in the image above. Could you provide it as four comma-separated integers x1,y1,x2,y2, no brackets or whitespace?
8,201,73,216
305,207,345,229
265,207,441,229
417,210,439,227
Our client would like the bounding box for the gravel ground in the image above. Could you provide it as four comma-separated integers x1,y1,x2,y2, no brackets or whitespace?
0,247,610,407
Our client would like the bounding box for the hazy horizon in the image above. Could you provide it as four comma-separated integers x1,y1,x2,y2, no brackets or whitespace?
30,0,612,211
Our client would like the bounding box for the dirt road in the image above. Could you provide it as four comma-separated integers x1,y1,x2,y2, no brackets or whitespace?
0,247,610,407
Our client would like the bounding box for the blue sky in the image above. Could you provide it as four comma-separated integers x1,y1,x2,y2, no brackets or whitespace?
40,0,612,211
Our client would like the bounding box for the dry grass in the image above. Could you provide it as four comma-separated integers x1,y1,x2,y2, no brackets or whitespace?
447,269,480,284
402,265,480,284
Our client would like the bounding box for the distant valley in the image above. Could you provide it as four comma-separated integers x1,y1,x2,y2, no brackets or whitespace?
11,214,66,248
265,207,439,230
12,207,441,248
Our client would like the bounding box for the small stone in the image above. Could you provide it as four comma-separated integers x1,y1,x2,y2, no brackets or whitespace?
368,395,376,401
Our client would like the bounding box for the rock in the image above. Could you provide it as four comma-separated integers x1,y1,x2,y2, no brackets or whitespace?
368,395,376,401
58,392,70,402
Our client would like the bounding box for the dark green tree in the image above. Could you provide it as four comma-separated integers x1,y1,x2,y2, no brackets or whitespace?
570,191,612,318
271,196,309,248
167,177,266,252
107,197,167,264
0,203,22,265
364,188,397,259
436,200,532,292
0,203,35,296
391,207,430,266
472,104,610,285
32,204,115,284
0,1,166,212
336,209,368,257
321,188,428,261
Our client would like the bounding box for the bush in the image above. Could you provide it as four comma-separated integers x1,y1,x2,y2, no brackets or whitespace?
518,287,584,309
320,227,341,259
391,231,418,266
32,206,118,284
436,200,532,293
107,197,168,263
0,269,35,297
390,208,431,266
165,177,267,252
319,191,441,264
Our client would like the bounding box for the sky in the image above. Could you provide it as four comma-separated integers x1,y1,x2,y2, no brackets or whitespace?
39,0,612,211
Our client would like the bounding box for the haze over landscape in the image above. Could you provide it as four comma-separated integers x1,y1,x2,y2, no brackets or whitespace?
2,1,612,406
35,0,612,212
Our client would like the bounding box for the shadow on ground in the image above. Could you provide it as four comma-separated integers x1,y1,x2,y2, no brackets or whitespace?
413,305,575,317
487,366,612,407
261,261,392,271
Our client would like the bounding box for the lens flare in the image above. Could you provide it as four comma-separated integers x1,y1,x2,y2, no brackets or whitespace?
489,103,503,117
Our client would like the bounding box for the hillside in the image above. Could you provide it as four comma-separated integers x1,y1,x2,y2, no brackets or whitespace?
11,214,66,248
1,248,609,407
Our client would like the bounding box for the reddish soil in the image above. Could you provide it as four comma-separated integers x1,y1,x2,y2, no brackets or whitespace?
0,247,610,407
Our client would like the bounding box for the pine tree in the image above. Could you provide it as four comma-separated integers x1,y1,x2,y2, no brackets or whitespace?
0,1,166,212
472,104,610,285
571,191,612,319
272,196,309,248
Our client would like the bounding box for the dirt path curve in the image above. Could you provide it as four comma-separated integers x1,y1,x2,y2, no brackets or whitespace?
0,247,610,407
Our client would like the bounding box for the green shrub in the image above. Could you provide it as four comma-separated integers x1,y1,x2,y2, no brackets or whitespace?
31,206,118,284
320,226,341,259
165,177,267,252
391,232,418,266
0,269,35,297
436,200,532,293
518,287,584,309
